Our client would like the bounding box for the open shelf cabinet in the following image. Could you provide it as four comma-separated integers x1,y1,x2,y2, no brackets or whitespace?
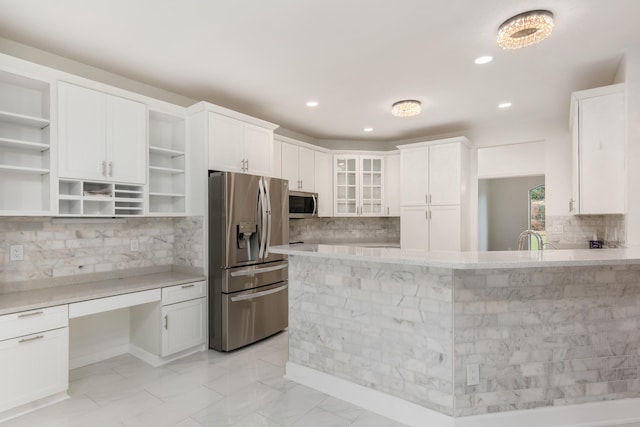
0,69,52,214
148,110,186,215
58,179,144,216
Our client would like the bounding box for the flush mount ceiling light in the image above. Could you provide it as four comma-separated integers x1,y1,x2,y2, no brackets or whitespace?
391,100,421,117
305,101,319,107
497,10,554,50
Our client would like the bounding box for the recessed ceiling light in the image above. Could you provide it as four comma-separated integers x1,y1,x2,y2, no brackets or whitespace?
305,101,319,107
474,56,493,65
498,102,513,108
364,127,373,132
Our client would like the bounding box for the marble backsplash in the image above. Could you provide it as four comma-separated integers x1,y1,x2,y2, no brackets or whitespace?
0,216,204,287
545,215,626,249
290,217,400,244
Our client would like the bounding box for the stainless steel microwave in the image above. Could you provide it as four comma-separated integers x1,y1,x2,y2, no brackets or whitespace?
289,191,318,218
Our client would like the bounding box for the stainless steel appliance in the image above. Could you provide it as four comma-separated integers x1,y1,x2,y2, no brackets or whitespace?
289,190,318,218
208,171,289,352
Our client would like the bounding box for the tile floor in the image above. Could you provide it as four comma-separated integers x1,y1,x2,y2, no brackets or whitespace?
2,330,639,427
2,331,405,427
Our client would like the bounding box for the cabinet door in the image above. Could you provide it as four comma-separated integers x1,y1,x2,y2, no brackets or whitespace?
334,155,359,216
0,327,68,413
400,206,428,251
429,143,461,205
107,95,146,184
209,114,244,172
385,153,400,216
58,82,107,181
429,205,461,252
579,92,625,214
161,298,206,356
400,146,429,206
245,124,273,176
360,156,383,216
281,142,300,190
298,146,315,192
314,151,333,217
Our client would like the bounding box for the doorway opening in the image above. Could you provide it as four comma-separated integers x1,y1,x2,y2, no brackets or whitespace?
477,175,545,251
528,184,545,249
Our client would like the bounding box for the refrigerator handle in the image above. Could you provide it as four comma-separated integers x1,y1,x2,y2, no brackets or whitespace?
258,177,268,259
265,178,272,257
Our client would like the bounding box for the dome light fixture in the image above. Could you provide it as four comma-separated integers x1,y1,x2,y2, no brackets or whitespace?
497,10,554,50
391,100,421,117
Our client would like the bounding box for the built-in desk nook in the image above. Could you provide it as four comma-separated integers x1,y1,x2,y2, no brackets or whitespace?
0,267,205,421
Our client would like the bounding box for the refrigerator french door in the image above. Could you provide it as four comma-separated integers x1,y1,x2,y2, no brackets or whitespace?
208,171,289,351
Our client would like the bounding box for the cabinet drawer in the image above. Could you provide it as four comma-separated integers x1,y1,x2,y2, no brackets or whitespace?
0,305,68,342
0,327,69,413
162,281,206,305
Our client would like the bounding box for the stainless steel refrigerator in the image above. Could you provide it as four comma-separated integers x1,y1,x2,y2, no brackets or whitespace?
208,171,289,352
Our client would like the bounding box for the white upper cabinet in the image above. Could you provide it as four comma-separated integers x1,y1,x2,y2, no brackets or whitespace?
208,112,276,176
570,84,625,215
281,141,315,192
334,154,384,216
399,138,467,207
384,152,400,216
314,150,333,217
58,82,146,184
399,146,429,206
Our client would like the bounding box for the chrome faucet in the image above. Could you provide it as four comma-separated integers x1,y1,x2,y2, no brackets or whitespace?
517,229,543,251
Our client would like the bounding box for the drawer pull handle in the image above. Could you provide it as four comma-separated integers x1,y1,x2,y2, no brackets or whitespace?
19,335,44,344
164,315,168,330
18,311,44,318
181,284,195,289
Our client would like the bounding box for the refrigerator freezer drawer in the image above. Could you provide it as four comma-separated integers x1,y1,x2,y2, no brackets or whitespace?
219,282,288,352
222,260,288,293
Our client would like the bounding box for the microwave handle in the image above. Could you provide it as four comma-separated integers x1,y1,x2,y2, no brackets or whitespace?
312,194,317,216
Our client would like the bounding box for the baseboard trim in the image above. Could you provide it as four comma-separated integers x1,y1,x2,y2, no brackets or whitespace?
285,362,640,427
285,362,454,427
456,398,640,427
129,344,206,367
0,392,69,424
69,344,130,369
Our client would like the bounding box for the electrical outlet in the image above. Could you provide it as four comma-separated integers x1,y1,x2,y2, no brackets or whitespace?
10,244,24,261
466,363,480,386
130,239,139,252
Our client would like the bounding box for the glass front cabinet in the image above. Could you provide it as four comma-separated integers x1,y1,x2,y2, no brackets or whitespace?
333,154,384,216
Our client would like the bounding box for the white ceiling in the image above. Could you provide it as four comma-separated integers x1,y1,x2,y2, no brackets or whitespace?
0,0,638,142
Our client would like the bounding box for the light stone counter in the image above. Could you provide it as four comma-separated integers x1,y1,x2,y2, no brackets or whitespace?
271,243,640,269
272,243,640,427
0,269,205,316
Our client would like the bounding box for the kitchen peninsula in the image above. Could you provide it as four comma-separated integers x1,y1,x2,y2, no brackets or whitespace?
270,244,640,427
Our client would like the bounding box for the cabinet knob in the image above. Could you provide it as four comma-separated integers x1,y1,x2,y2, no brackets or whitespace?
101,161,107,176
108,161,113,177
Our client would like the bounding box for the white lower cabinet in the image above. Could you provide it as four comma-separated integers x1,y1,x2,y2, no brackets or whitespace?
161,297,206,356
0,306,69,414
131,281,207,360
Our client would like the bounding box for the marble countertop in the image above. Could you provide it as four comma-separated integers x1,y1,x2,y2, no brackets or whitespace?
270,243,640,269
0,271,206,316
